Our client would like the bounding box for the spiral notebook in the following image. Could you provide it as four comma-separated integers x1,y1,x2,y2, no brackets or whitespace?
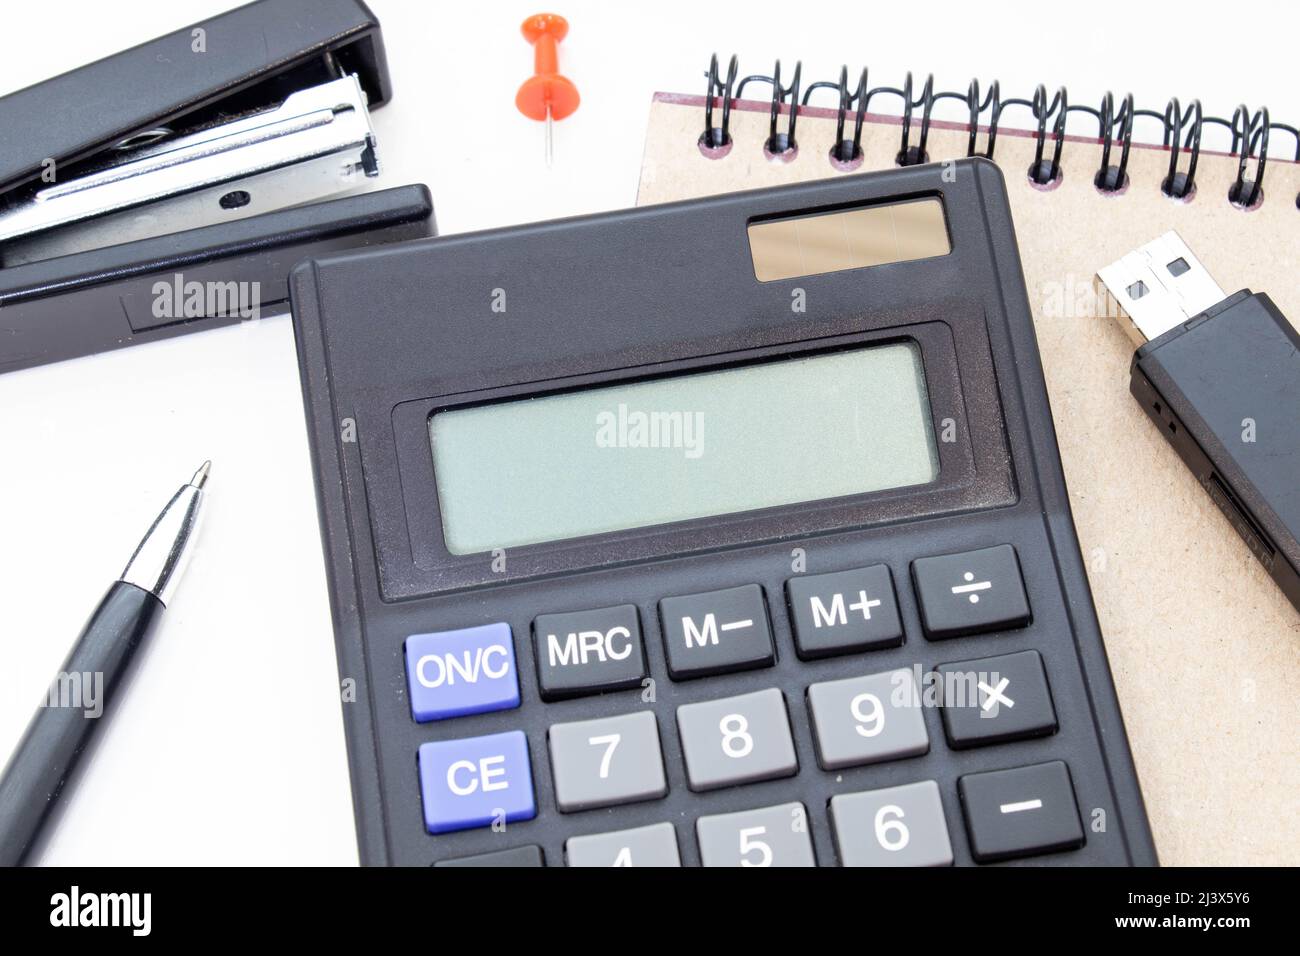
636,60,1300,867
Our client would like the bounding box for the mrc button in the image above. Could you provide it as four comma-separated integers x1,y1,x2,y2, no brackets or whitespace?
533,605,647,700
911,544,1031,639
658,584,775,680
404,623,520,722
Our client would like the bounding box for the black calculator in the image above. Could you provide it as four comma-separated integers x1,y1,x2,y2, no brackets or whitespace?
289,159,1156,866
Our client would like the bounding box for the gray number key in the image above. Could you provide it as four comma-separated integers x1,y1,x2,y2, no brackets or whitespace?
566,822,681,867
548,711,668,812
807,668,929,770
830,780,953,867
697,802,815,867
676,688,797,791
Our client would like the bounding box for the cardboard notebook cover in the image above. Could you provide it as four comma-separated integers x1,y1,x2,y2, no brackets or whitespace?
637,91,1300,865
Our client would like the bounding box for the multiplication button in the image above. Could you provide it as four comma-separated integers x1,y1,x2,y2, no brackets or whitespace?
958,760,1085,862
658,584,775,680
786,565,903,659
533,604,647,700
936,650,1057,748
911,544,1031,639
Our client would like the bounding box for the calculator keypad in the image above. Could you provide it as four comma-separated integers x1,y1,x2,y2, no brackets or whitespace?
937,650,1057,749
658,584,775,679
786,565,904,658
434,845,545,867
408,539,1097,865
533,604,647,700
548,711,668,812
830,781,953,867
405,623,520,722
565,822,681,867
696,802,816,867
958,760,1085,862
677,688,798,791
807,669,930,770
418,731,536,834
911,544,1032,639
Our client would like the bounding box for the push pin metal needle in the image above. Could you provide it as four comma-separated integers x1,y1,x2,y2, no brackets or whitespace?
515,13,579,167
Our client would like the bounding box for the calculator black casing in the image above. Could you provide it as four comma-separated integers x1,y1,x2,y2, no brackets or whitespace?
289,159,1157,866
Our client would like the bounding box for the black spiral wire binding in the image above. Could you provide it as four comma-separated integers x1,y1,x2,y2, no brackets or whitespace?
700,54,738,150
700,56,1299,209
1090,92,1134,191
859,72,936,166
803,67,869,164
1137,98,1204,200
1226,106,1269,207
934,78,1002,160
736,61,803,157
1005,85,1069,185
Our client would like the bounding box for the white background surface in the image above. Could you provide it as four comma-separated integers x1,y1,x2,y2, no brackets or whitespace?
1,0,1296,865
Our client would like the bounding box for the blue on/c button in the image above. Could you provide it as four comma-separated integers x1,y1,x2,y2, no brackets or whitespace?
405,623,520,722
418,731,536,834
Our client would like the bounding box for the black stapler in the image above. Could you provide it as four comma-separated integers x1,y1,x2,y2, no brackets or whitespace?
0,0,434,374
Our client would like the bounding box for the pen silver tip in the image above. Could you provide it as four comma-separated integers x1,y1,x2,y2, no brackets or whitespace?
191,460,212,489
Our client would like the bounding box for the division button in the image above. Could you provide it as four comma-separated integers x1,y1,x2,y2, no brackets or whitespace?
911,544,1031,639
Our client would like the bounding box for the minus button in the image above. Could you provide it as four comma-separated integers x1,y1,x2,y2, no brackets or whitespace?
999,798,1043,814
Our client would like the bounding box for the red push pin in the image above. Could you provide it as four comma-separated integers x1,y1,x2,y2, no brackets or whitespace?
515,13,579,167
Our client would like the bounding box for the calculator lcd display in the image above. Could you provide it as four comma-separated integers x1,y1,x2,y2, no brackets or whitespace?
429,343,939,554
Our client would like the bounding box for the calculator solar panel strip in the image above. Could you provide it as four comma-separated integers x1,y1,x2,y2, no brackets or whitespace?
289,159,1157,867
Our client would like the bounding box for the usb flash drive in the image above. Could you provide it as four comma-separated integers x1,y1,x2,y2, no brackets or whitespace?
1097,231,1300,614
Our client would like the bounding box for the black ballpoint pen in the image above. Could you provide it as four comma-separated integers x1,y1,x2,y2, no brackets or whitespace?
0,461,210,866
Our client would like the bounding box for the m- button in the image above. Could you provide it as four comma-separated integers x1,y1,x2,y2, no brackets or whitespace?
658,584,775,680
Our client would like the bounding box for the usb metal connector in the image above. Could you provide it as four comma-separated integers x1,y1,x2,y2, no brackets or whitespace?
1096,231,1225,346
1095,231,1300,615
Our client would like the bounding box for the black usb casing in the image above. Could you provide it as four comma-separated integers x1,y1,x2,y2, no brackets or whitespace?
1130,290,1300,611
